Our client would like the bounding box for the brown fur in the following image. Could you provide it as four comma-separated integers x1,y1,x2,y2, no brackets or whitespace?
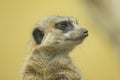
21,16,88,80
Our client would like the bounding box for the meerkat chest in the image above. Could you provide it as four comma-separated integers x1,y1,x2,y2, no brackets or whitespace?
24,53,81,80
44,58,82,80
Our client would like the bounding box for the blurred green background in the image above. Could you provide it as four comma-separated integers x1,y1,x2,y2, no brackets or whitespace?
0,0,120,80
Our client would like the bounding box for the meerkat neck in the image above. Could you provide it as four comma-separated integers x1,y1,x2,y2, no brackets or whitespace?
31,45,71,62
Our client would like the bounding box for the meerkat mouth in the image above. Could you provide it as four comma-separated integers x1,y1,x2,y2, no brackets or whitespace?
65,34,88,42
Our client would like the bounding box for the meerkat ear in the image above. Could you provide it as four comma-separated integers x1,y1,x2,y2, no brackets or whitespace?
32,27,44,44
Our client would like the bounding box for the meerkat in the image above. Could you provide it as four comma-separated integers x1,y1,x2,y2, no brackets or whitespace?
21,16,88,80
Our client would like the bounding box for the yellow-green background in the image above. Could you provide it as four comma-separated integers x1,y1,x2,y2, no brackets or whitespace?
0,0,120,80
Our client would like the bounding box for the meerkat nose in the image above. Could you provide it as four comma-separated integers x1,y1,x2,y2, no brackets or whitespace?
82,28,88,34
81,28,88,37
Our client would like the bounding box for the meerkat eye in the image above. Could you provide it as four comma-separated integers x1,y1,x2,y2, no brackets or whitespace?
59,22,69,30
55,21,72,32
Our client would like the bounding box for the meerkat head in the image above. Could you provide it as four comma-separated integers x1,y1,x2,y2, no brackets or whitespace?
32,16,88,51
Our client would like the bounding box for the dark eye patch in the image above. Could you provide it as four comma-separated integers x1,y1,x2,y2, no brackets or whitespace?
32,28,44,44
55,21,73,32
